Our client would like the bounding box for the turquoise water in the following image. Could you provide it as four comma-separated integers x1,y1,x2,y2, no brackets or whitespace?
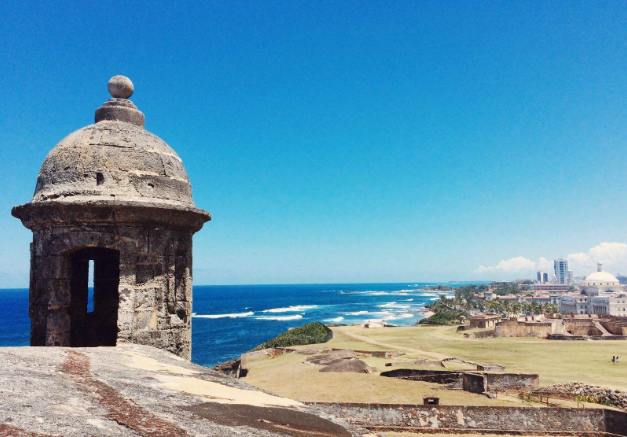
0,282,476,367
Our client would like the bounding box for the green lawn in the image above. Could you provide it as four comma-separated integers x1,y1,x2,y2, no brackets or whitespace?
242,324,627,407
333,325,627,390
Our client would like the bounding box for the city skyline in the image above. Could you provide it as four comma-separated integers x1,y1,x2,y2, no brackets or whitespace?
2,2,627,288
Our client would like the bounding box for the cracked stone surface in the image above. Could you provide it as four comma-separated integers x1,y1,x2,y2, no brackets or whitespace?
0,344,370,437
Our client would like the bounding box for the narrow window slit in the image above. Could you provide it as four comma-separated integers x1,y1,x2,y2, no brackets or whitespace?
87,260,94,313
96,172,105,185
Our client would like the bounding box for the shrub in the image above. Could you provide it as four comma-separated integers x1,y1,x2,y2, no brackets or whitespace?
418,302,468,326
253,322,331,350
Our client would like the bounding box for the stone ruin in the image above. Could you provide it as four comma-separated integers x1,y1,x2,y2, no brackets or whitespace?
12,76,211,359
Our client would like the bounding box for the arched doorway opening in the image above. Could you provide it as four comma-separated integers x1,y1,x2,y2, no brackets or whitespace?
69,247,120,346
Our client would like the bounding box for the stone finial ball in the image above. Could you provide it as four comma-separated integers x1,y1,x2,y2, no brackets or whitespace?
108,75,134,99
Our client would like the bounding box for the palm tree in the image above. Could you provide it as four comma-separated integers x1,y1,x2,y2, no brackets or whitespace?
511,302,522,317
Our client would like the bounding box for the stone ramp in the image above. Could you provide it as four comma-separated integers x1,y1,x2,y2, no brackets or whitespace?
593,320,613,336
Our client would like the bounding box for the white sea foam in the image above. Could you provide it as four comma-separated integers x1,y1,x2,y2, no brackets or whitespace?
193,311,254,319
325,317,344,323
261,305,318,313
405,298,414,302
344,310,370,316
256,314,303,321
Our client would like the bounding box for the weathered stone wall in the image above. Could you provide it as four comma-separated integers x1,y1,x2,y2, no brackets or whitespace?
601,319,627,336
309,403,627,435
495,320,554,338
380,369,463,387
462,373,539,394
29,224,193,358
461,373,485,394
564,319,603,336
484,372,539,391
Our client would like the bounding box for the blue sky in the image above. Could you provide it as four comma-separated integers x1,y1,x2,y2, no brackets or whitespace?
2,1,627,287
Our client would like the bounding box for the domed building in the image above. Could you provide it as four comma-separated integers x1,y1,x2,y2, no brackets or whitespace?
581,263,623,296
12,76,210,359
559,262,627,316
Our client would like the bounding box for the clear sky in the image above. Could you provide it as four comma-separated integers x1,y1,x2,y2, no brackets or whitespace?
2,1,627,287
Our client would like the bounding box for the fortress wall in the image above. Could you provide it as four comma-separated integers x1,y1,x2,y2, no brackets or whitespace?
380,369,463,387
564,319,603,336
601,320,627,336
494,320,554,338
484,372,539,391
462,373,539,393
461,373,485,394
309,403,627,436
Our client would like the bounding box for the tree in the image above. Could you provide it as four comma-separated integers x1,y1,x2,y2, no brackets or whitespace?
511,302,522,316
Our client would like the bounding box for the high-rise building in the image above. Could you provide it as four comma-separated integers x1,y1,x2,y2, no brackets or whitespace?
536,271,549,284
567,270,574,285
554,258,569,284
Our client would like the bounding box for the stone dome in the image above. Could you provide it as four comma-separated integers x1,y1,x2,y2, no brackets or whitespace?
29,76,200,210
583,271,620,286
33,121,194,208
13,76,210,231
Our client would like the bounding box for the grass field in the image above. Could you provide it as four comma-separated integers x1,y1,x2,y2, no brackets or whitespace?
241,324,627,407
332,325,627,390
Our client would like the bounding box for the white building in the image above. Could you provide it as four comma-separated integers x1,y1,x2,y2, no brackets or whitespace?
559,263,627,316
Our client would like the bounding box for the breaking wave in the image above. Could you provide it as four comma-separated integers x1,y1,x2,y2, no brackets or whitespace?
344,310,370,316
261,305,318,313
256,314,304,321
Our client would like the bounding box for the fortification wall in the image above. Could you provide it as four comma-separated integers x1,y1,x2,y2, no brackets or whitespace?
494,320,554,338
308,403,627,436
462,373,539,394
461,373,485,393
564,319,603,336
485,372,539,391
383,369,539,394
601,320,627,336
380,369,463,387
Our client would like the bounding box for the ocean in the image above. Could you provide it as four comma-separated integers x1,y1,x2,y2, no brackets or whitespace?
0,282,474,367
